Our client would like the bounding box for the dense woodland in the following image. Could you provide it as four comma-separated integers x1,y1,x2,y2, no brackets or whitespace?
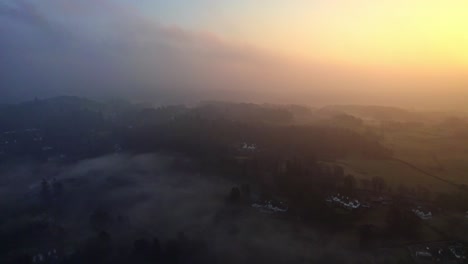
0,97,390,162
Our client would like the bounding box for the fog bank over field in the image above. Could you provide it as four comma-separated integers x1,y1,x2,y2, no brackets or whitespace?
1,154,228,236
1,154,366,263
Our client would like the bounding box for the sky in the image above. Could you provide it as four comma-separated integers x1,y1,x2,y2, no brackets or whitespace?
140,0,468,66
1,0,467,109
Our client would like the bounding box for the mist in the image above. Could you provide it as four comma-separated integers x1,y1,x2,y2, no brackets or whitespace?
0,153,374,263
2,1,468,263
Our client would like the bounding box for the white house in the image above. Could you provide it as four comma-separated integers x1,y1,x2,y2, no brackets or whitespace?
252,200,288,214
412,208,432,220
242,142,257,151
326,194,361,210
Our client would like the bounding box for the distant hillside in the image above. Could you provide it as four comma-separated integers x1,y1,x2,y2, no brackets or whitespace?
318,105,468,125
319,105,421,122
193,101,294,124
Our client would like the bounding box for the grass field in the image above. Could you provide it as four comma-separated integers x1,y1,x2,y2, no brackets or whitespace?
338,159,455,194
337,123,468,194
354,207,443,245
428,213,468,242
384,127,468,186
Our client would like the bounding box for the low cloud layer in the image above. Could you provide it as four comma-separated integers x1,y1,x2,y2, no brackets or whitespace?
1,0,467,110
0,0,279,104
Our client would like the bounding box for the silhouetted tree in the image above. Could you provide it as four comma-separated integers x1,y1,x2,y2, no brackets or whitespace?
77,231,113,263
153,237,162,260
333,165,345,179
40,178,51,205
10,254,31,264
416,185,432,200
360,178,371,190
229,187,241,203
397,184,409,197
435,192,468,211
89,209,112,232
52,178,63,197
164,240,181,264
358,224,374,249
343,174,356,195
241,183,251,199
97,230,111,246
371,176,386,193
386,205,420,237
133,238,152,261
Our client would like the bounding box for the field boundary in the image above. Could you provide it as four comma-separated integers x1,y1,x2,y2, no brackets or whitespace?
390,158,463,191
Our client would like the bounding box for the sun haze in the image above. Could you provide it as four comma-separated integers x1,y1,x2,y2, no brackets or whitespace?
1,0,467,109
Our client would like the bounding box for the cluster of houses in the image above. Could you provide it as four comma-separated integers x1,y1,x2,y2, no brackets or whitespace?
32,249,59,263
2,129,39,136
252,200,288,214
0,128,72,162
325,194,365,210
369,196,393,206
42,146,53,151
241,142,257,152
449,245,467,261
409,241,466,263
1,128,43,149
412,207,433,220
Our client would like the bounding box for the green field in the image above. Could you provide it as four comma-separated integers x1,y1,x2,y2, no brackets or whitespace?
338,159,455,193
337,122,468,194
428,213,468,242
384,127,468,186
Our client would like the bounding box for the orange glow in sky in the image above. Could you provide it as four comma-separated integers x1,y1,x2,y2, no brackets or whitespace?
2,0,467,108
175,0,468,70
